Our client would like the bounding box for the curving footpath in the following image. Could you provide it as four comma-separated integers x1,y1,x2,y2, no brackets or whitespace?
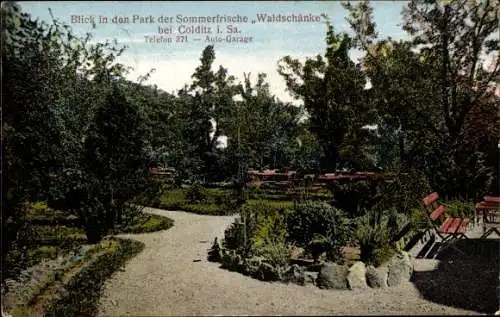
98,207,479,316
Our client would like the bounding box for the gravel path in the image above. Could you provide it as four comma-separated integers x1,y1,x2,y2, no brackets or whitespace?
98,207,482,316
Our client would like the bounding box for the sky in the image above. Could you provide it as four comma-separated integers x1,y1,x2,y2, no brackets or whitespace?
19,1,410,104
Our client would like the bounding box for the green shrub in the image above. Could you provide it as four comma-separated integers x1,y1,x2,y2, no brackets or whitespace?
252,211,288,250
356,208,402,266
242,200,294,213
32,225,87,248
371,245,396,267
202,188,233,204
25,201,79,226
182,203,231,215
207,237,223,262
329,180,378,217
253,240,291,267
27,245,58,261
220,250,240,271
157,188,236,215
158,189,187,209
118,203,144,226
441,199,475,219
375,167,432,214
287,201,352,263
186,182,205,203
113,214,174,234
222,212,257,257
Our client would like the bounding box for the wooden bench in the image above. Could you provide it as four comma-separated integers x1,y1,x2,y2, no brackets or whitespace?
422,192,469,255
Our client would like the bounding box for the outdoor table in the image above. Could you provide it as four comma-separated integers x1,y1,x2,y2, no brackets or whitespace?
476,196,500,238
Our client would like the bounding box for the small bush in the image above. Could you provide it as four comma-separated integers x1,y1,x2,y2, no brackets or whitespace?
287,201,352,263
222,199,293,259
222,212,257,257
202,188,233,204
375,167,432,214
186,183,206,203
253,240,291,267
207,238,223,262
356,208,402,266
371,245,396,267
34,225,87,248
441,199,475,219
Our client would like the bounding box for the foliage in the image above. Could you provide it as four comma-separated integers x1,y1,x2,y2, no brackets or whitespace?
158,188,187,209
252,210,288,250
222,199,293,261
346,0,499,199
25,202,79,226
355,207,404,266
374,166,432,214
2,0,154,275
112,214,174,234
207,238,223,262
222,212,258,257
287,201,352,262
43,238,144,317
242,199,295,213
252,240,291,267
3,0,499,297
441,199,476,219
186,182,206,203
157,187,237,215
329,180,379,217
27,246,59,262
278,19,376,172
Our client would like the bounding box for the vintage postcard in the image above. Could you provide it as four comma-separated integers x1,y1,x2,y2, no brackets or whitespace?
2,1,499,316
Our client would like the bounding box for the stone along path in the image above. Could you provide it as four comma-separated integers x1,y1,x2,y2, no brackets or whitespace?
98,207,480,316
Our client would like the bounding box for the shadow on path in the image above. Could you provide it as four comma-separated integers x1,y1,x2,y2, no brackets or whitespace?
411,239,499,314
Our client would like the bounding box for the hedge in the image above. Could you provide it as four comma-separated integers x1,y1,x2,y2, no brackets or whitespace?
156,188,237,215
112,214,174,234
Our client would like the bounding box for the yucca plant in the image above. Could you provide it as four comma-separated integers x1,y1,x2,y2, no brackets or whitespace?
356,207,400,266
253,239,291,267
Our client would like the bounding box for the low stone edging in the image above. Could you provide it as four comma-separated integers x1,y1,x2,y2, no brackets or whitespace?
218,250,414,290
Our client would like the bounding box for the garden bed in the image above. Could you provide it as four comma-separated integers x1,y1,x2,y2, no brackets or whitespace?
209,199,415,290
2,202,173,316
4,237,144,317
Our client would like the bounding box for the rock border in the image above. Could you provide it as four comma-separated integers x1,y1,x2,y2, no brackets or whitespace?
218,250,414,290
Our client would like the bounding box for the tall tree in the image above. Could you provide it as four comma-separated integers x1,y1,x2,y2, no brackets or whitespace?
344,0,499,197
278,19,375,172
187,45,238,181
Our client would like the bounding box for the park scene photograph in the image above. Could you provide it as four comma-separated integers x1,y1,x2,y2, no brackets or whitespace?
1,0,499,316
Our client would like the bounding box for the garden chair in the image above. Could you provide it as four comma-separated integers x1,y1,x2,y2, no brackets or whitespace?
476,196,500,239
422,192,469,256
